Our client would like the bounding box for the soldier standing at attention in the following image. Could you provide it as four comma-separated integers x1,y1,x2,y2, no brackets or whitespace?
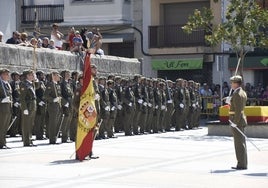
159,81,167,132
20,70,37,147
193,82,202,128
122,79,135,136
35,71,47,140
187,80,196,129
152,79,161,133
9,71,21,137
44,71,62,144
98,77,110,139
164,80,174,131
0,69,13,149
107,80,118,138
139,77,149,134
60,70,74,143
174,78,185,131
183,80,190,129
229,75,248,170
132,75,143,135
146,78,155,133
114,76,123,133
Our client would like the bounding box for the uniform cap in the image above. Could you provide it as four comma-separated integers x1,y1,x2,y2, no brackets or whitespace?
188,80,194,83
107,79,114,84
11,71,20,76
176,78,183,82
230,75,242,83
22,69,34,76
51,70,62,77
115,76,121,80
98,76,106,81
0,68,10,75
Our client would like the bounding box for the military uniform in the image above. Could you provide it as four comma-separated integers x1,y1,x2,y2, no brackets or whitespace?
152,82,161,133
0,69,13,149
9,72,21,137
183,82,190,129
98,79,110,139
34,75,46,140
146,80,155,133
193,83,201,127
229,75,248,169
107,80,118,138
114,77,124,133
122,81,135,136
173,79,185,131
19,70,37,146
159,83,167,132
139,78,149,134
44,74,62,144
61,77,74,142
133,81,143,135
187,81,196,129
164,81,174,131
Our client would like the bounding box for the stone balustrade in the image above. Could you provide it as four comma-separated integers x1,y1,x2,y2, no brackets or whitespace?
0,43,141,77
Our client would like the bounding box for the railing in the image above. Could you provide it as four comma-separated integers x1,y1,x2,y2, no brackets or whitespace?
21,4,64,24
149,24,206,48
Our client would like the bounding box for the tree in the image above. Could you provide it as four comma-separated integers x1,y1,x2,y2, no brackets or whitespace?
182,0,268,77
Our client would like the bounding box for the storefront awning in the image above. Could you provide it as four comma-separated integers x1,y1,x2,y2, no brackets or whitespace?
229,56,268,70
152,58,203,70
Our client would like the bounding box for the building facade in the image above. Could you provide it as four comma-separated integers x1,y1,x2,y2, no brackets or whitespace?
2,0,268,87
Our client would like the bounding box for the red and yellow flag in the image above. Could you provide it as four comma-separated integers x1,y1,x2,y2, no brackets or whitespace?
75,53,97,161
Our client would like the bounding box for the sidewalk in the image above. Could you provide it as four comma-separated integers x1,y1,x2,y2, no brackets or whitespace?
0,127,268,188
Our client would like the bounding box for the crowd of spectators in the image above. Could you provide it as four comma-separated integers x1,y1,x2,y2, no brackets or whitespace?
0,23,104,55
198,81,268,117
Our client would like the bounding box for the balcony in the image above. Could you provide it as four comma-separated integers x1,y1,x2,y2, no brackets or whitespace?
149,25,206,48
21,5,64,24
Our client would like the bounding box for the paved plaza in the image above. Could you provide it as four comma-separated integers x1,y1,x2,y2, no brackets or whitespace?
0,126,268,188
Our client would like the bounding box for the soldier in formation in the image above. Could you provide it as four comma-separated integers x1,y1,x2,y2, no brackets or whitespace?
0,67,203,148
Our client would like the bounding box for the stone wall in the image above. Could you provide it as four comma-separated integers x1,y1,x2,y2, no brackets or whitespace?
0,43,141,77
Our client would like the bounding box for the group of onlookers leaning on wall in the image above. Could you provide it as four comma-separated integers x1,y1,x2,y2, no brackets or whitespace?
0,23,104,55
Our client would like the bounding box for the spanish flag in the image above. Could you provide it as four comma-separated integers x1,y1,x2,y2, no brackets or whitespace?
75,53,97,161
